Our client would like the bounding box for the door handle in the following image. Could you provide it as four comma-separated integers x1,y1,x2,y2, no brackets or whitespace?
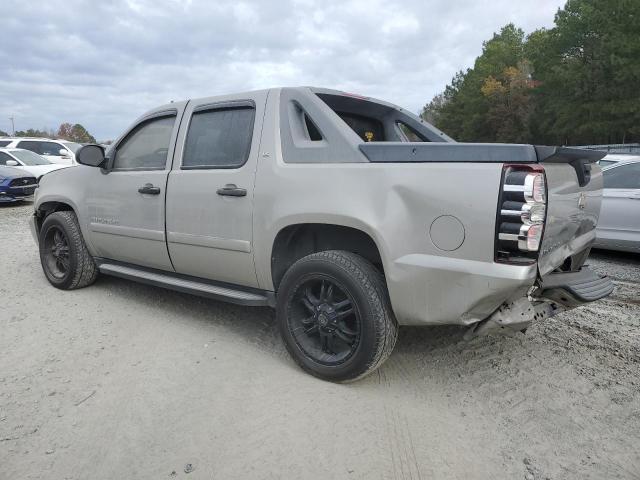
216,184,247,197
138,183,161,195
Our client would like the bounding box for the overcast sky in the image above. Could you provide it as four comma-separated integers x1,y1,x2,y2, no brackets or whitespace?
0,0,566,140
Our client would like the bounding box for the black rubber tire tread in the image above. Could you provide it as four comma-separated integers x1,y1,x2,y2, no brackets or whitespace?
39,211,98,290
277,250,398,383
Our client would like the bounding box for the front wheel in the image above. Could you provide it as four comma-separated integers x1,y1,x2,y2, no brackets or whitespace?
39,211,98,290
276,250,398,382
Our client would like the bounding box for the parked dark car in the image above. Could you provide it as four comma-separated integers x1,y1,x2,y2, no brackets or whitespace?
0,166,37,203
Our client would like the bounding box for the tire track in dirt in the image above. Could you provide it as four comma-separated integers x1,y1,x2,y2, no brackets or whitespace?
376,359,427,480
382,405,423,480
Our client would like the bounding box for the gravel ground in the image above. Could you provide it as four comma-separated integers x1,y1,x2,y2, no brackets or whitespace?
1,202,639,480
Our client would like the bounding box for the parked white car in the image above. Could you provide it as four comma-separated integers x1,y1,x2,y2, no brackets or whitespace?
0,148,69,179
598,153,640,167
0,138,80,165
594,158,640,253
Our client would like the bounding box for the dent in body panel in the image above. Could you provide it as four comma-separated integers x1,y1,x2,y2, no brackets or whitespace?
389,254,536,325
255,122,514,324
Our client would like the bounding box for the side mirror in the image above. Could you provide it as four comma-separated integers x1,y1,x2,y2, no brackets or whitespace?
59,148,71,157
6,159,19,166
76,144,106,168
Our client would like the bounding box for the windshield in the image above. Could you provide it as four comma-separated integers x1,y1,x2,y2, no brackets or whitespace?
62,142,82,153
11,149,52,165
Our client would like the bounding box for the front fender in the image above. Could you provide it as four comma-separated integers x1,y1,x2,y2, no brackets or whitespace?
33,167,98,256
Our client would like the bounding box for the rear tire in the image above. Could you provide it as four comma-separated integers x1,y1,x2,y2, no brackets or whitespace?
39,211,98,290
276,250,398,382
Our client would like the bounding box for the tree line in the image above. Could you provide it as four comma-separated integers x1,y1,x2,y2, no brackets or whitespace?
422,0,640,146
0,123,97,143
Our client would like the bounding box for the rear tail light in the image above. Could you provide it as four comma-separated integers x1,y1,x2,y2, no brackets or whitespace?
519,224,543,251
495,165,547,264
526,173,547,203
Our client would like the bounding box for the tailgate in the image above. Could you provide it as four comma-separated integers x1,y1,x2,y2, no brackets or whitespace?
536,147,605,276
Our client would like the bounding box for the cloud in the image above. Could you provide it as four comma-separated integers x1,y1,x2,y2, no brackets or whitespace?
0,0,565,140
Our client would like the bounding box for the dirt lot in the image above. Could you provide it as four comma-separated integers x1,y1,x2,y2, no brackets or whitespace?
1,202,638,480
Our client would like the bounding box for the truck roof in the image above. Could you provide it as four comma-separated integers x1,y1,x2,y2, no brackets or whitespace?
150,86,407,120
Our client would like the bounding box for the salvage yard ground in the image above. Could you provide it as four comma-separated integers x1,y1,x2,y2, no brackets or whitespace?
1,202,639,480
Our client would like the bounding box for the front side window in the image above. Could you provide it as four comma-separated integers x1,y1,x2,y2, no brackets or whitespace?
0,152,14,165
0,140,10,147
114,115,175,170
39,142,65,156
182,107,255,169
603,163,640,189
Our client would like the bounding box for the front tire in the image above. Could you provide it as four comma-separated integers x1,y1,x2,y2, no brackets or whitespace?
39,211,98,290
276,250,398,382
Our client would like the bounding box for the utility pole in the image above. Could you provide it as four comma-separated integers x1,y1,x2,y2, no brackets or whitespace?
9,116,15,135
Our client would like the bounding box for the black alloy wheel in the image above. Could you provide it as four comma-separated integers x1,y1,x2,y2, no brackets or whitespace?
38,211,98,290
277,250,398,382
43,225,71,280
288,275,361,366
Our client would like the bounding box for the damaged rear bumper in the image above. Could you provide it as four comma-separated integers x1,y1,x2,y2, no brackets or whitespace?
467,267,613,337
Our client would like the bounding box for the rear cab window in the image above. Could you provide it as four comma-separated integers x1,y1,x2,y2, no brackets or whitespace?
336,112,385,142
279,88,452,164
315,92,434,143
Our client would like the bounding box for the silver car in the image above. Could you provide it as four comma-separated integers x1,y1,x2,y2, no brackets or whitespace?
29,87,615,382
598,153,640,167
594,158,640,253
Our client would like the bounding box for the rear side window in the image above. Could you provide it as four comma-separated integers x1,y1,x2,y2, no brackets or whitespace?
18,141,62,155
603,163,640,189
0,140,10,147
182,107,255,169
114,115,175,170
16,140,42,154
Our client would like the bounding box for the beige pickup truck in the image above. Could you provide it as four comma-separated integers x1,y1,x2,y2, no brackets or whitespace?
30,87,613,382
